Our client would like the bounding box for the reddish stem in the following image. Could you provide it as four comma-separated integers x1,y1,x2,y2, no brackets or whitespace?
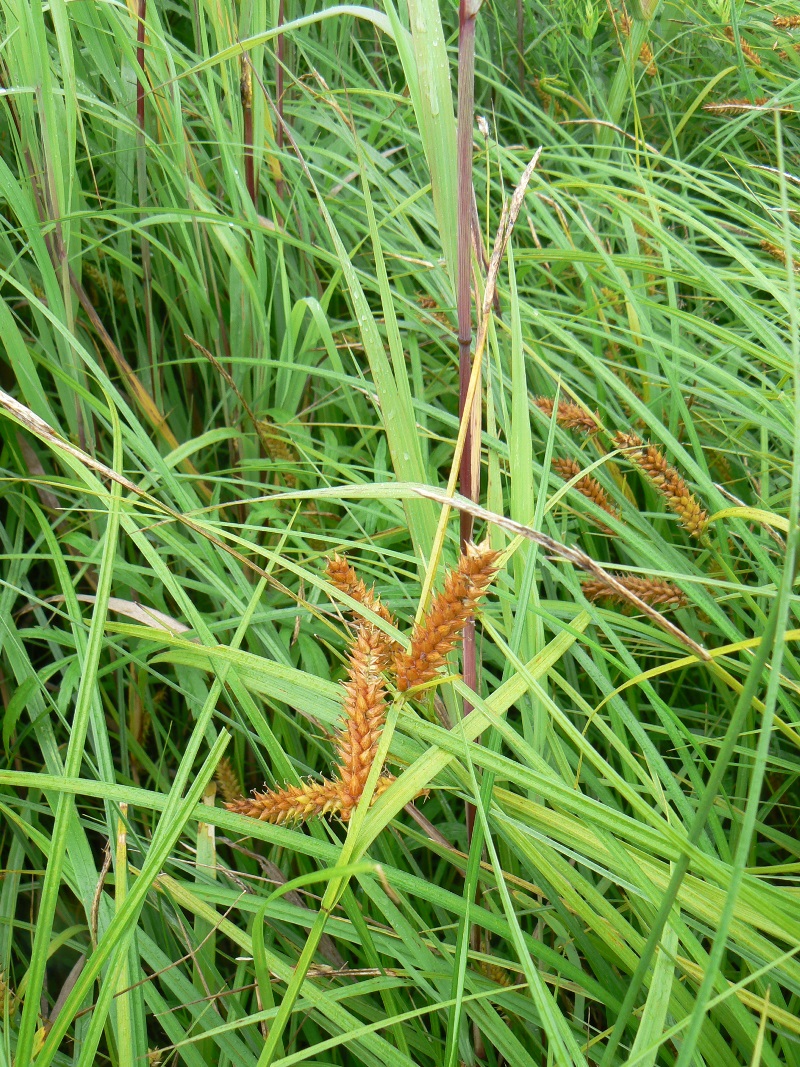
276,0,285,200
242,61,255,207
516,0,525,91
136,0,146,131
136,0,156,397
457,4,478,706
457,4,485,1058
457,3,478,550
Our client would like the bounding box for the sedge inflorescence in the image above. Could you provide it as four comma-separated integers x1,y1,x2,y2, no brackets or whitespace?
393,542,501,692
551,457,619,532
225,543,500,826
581,575,688,609
615,432,708,537
534,395,599,434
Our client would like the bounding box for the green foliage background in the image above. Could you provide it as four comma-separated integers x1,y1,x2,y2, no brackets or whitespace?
0,1,799,1065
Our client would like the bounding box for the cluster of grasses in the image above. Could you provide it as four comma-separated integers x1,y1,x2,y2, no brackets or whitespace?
0,0,799,1064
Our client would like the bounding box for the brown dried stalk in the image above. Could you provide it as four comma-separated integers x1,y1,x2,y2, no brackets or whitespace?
774,15,800,27
393,542,501,692
703,98,792,116
703,97,767,115
534,396,599,434
615,432,708,537
552,457,619,528
724,27,761,66
214,756,242,804
760,239,800,272
582,574,688,608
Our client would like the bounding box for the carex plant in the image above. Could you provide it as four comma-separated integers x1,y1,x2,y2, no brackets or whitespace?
226,542,501,824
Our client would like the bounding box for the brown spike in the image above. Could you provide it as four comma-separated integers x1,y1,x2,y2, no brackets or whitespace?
581,575,688,609
393,542,501,693
552,458,619,529
326,555,399,667
760,239,800,272
214,756,242,804
225,778,345,824
534,396,599,434
774,14,800,27
615,432,708,537
334,626,391,803
724,26,761,66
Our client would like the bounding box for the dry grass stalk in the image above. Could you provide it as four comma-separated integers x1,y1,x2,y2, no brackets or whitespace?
760,239,800,272
703,97,768,115
214,756,242,804
582,575,688,608
552,457,619,529
393,542,501,692
615,432,708,536
704,98,793,116
774,14,800,27
534,396,599,434
724,27,761,66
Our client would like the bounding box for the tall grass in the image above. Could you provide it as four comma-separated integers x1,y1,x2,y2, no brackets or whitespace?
0,2,798,1066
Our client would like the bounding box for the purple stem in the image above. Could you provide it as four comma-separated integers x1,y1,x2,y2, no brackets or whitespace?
457,1,478,547
457,4,486,1059
276,0,285,200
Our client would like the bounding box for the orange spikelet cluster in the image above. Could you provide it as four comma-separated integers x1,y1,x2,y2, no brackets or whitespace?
228,547,500,826
582,575,688,609
552,458,619,529
326,556,393,619
760,239,800,272
615,432,708,537
393,543,501,692
226,778,346,824
335,626,391,802
724,27,761,66
534,396,599,434
326,555,399,666
774,14,800,27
